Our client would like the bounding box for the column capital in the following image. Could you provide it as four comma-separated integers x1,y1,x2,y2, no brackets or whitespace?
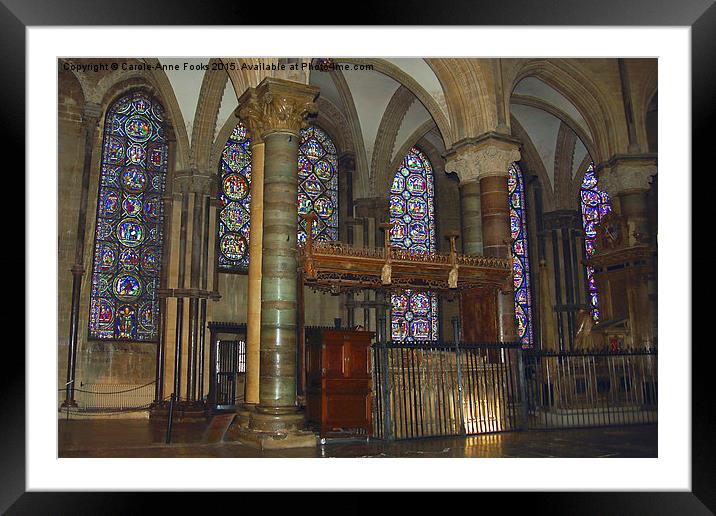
445,134,521,183
236,77,319,140
173,169,216,195
595,154,657,197
83,101,103,123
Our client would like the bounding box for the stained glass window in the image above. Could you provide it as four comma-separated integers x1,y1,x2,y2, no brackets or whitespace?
88,91,167,341
580,161,612,320
389,147,439,341
508,163,533,348
297,125,339,243
218,122,252,271
217,124,338,272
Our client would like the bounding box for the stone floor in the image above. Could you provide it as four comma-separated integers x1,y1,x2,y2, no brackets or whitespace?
58,418,657,458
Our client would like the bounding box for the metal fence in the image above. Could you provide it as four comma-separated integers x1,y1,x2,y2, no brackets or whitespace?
371,341,522,440
523,350,658,429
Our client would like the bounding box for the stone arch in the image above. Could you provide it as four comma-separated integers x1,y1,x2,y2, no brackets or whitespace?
511,59,623,163
191,61,231,172
426,58,497,142
385,119,439,194
371,86,416,189
339,58,454,149
510,114,555,213
94,60,190,171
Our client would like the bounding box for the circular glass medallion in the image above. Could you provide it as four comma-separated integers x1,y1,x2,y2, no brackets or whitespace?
127,144,146,164
119,249,140,269
125,116,153,142
116,218,145,248
220,233,247,262
222,173,249,201
122,196,143,216
113,274,141,301
121,167,147,193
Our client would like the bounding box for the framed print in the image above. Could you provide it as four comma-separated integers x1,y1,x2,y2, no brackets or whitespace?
7,0,711,512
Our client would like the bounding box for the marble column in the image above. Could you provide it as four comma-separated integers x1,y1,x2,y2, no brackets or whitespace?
243,129,265,407
231,78,319,448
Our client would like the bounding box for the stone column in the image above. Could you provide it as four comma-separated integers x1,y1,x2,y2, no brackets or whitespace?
459,180,483,255
231,77,319,449
244,136,264,407
61,102,102,408
446,136,521,342
597,155,658,346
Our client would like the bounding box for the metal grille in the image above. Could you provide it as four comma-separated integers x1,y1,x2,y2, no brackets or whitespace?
523,350,658,429
215,339,246,409
372,341,521,440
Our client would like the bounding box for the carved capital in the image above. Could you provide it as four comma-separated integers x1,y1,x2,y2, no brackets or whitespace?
597,155,657,197
445,138,521,183
236,78,319,139
83,102,103,123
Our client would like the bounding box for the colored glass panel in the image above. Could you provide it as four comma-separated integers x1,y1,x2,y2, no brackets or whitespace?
297,125,339,243
89,91,167,341
217,123,339,271
218,122,252,270
580,162,612,321
389,147,439,342
508,163,533,348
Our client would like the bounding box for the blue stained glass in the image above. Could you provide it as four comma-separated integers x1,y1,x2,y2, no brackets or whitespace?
390,147,439,342
297,125,339,243
580,162,612,321
508,163,533,348
89,91,167,342
217,124,338,271
218,122,253,271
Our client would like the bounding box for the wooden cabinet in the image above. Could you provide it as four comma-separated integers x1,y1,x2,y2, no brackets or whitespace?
305,329,374,438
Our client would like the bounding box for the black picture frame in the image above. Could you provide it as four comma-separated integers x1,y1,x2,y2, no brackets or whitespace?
7,0,709,512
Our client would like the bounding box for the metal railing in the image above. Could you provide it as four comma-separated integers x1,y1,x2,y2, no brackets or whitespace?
371,341,522,440
59,380,157,415
523,349,658,429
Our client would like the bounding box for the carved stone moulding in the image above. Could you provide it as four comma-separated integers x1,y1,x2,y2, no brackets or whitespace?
236,77,319,139
445,132,522,183
595,154,657,197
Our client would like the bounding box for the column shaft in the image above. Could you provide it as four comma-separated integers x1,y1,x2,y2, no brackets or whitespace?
258,131,300,412
480,175,516,342
460,180,483,254
245,141,265,405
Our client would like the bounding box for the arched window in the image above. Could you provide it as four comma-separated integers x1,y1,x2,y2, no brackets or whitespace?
508,163,533,347
88,91,168,341
389,146,439,341
218,122,252,271
217,123,338,272
297,125,339,243
580,161,612,320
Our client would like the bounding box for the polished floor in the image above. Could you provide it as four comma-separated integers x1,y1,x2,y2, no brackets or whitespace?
58,417,657,458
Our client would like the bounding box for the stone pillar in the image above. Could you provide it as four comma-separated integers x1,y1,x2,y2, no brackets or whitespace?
596,155,658,347
243,130,265,407
61,102,102,408
229,77,319,449
446,136,521,342
459,180,483,255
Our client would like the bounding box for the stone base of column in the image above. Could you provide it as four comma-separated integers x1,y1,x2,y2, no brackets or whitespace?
224,406,317,450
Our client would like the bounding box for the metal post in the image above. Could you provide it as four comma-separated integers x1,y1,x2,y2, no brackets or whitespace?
378,341,393,441
165,392,175,444
454,339,466,435
516,346,529,429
